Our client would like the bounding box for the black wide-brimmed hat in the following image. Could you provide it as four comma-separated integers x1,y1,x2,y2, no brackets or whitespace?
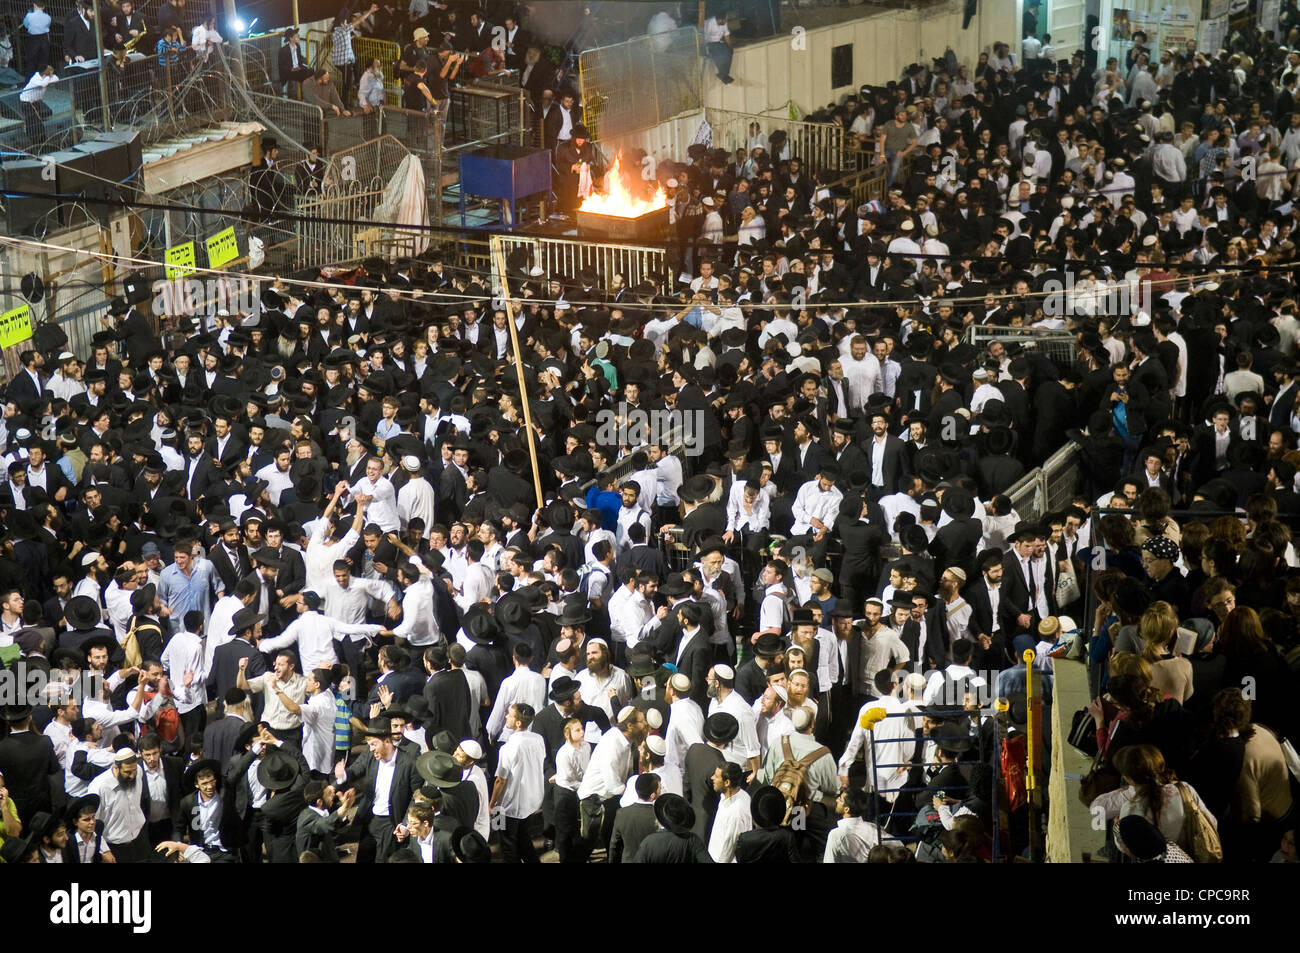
653,793,695,834
703,712,739,745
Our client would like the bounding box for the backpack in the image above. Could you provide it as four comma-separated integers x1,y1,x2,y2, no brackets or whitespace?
771,734,831,824
577,562,610,604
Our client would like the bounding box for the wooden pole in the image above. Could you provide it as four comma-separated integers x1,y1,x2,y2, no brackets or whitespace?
489,235,545,512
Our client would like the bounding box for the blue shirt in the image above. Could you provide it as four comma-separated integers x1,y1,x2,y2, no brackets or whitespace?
23,10,52,34
585,487,622,537
158,559,217,626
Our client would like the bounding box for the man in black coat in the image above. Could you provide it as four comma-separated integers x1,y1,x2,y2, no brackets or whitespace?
137,734,185,847
673,604,716,708
863,411,908,498
683,714,733,841
203,695,253,772
421,644,472,742
530,676,611,834
174,757,243,862
0,705,63,820
608,773,660,863
207,608,267,717
336,715,421,864
998,525,1054,655
835,495,886,612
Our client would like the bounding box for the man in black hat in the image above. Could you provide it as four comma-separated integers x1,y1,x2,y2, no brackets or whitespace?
683,712,735,841
553,122,603,215
174,757,240,862
335,714,420,864
0,703,63,820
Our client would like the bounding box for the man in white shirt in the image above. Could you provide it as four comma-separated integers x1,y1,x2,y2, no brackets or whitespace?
575,705,648,860
88,749,149,862
790,464,843,565
706,664,761,775
389,564,440,647
486,643,547,742
491,703,547,863
298,667,339,776
396,455,436,537
159,610,208,740
707,761,752,862
350,456,400,533
258,590,383,677
191,17,224,61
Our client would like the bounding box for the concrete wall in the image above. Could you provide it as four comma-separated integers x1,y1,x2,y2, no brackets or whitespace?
602,3,1018,171
1047,656,1107,862
702,0,1020,114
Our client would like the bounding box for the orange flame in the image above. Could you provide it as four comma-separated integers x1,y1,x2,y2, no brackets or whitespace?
579,152,668,218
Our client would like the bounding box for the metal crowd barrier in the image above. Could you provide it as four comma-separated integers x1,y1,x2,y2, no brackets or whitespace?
856,705,1002,861
704,107,847,179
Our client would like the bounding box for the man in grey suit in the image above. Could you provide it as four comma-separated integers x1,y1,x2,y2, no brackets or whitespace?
295,780,357,862
609,773,659,863
335,715,420,864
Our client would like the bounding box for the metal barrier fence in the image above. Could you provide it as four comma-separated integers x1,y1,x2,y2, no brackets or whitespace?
490,234,667,290
823,161,890,207
294,179,390,268
859,707,1002,860
1001,442,1084,523
578,26,701,141
445,84,527,155
247,90,323,158
0,53,232,153
352,37,403,104
1,0,208,77
704,107,847,177
965,324,1079,371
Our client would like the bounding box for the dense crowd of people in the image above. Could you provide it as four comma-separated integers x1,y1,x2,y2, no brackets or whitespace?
5,3,1300,867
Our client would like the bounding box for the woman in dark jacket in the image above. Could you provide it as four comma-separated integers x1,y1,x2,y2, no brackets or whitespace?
1090,669,1197,778
1217,606,1299,742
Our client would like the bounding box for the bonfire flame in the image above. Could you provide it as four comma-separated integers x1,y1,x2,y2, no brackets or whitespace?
579,152,668,217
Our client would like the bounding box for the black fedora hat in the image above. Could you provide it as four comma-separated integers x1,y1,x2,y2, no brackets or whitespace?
750,784,789,829
182,757,222,791
703,712,739,745
65,595,102,631
753,632,785,658
625,651,658,678
465,611,499,645
362,715,397,738
549,676,581,702
416,750,462,788
256,748,301,792
653,793,695,834
234,720,260,752
658,575,693,598
451,826,491,863
557,604,591,628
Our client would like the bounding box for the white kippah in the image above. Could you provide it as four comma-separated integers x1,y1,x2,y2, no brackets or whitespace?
645,734,666,755
714,663,735,681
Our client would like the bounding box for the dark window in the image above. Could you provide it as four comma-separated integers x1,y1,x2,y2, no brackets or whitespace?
831,44,853,90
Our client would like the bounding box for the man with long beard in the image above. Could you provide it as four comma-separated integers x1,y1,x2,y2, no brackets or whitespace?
88,748,149,862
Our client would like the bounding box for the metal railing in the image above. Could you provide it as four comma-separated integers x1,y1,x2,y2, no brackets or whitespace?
294,179,390,268
1001,442,1084,523
822,161,890,208
489,234,667,290
965,324,1079,371
704,107,848,177
857,706,1002,861
578,26,701,141
247,90,323,157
